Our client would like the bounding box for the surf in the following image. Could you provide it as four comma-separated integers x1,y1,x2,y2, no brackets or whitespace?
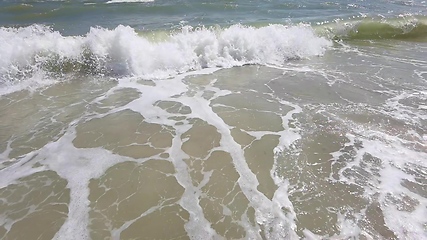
0,24,331,92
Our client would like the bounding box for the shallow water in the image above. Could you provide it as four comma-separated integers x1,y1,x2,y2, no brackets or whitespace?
1,0,427,239
1,40,426,239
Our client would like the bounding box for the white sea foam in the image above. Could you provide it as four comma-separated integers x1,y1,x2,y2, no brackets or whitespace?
0,126,128,239
329,129,427,238
0,25,82,74
0,24,331,95
360,137,426,238
115,70,300,238
44,131,125,240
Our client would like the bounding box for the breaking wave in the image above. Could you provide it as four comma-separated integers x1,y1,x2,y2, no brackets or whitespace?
0,24,331,83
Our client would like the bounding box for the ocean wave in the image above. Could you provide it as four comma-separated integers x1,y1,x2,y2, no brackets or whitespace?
318,15,427,41
106,0,154,4
0,24,331,83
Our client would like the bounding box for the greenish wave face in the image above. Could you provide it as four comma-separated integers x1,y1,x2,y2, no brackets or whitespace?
315,16,427,41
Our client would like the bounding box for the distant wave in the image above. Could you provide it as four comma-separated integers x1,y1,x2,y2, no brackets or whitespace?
0,24,331,83
106,0,154,4
318,15,427,40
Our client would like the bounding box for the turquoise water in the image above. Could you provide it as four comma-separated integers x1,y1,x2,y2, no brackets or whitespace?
0,1,426,239
1,0,426,34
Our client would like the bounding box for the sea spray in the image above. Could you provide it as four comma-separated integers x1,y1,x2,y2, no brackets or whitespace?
0,24,331,93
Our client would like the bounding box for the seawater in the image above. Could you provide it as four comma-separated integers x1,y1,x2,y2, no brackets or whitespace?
0,0,426,239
